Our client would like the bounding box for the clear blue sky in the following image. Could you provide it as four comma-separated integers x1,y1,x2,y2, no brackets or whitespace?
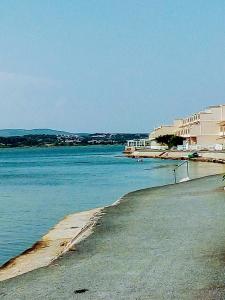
0,0,224,132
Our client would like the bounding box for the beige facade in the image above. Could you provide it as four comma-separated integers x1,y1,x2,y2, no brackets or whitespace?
126,104,225,151
149,120,182,146
176,105,225,148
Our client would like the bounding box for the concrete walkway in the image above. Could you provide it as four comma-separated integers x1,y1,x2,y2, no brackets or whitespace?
1,175,225,299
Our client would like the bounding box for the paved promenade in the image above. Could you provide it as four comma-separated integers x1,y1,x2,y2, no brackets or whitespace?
2,175,225,299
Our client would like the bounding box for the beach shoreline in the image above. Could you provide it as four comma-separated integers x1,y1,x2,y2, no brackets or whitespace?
1,154,225,282
125,149,225,164
2,173,225,299
0,208,103,282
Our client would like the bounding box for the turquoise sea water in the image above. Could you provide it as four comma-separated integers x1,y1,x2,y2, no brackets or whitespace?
0,145,210,265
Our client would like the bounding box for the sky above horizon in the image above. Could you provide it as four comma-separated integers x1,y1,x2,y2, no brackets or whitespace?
0,0,224,133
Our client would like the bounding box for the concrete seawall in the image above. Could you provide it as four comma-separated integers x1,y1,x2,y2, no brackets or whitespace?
2,175,225,299
0,208,103,282
1,156,225,283
126,149,225,164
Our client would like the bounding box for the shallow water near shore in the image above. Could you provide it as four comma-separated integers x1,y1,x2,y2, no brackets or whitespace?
0,145,224,266
2,175,225,299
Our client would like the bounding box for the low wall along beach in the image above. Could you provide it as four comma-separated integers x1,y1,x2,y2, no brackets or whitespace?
126,149,225,164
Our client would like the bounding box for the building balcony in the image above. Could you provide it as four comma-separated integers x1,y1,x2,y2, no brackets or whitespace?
180,134,190,138
181,120,200,127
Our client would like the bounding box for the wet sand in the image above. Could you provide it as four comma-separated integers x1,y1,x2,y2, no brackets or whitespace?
2,174,225,299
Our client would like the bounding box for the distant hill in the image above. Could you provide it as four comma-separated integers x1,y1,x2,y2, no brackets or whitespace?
0,131,148,148
0,129,78,137
0,129,147,140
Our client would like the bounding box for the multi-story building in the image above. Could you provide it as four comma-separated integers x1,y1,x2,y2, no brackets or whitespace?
149,120,182,147
176,105,225,149
125,104,225,152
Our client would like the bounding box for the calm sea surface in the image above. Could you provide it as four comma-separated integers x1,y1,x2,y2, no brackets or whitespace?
0,145,213,265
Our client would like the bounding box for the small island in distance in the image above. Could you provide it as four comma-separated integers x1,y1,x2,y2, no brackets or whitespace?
0,129,148,148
